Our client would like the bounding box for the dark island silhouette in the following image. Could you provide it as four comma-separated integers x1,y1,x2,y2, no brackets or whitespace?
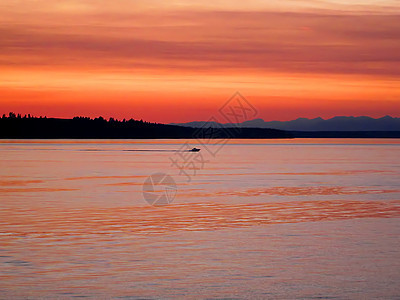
0,113,293,139
2,113,399,139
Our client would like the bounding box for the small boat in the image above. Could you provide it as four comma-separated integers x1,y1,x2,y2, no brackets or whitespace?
189,148,201,152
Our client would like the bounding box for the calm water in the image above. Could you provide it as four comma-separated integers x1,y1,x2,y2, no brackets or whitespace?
0,139,399,299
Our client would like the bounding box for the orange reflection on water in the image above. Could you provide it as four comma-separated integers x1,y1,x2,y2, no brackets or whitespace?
1,200,399,237
65,175,147,181
0,179,44,186
177,186,400,198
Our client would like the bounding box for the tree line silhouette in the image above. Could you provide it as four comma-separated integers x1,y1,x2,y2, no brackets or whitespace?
0,112,293,139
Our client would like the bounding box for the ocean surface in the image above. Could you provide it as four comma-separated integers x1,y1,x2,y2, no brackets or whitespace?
0,139,399,299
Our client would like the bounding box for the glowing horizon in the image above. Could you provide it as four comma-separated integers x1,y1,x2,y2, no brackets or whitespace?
1,0,399,123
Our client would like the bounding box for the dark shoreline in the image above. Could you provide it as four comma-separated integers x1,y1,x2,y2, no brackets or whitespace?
0,116,292,139
1,116,399,139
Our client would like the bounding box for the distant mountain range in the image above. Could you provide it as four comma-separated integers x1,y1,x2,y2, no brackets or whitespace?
171,116,400,131
2,114,400,139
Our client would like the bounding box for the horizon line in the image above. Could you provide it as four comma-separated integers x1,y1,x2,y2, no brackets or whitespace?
2,112,399,125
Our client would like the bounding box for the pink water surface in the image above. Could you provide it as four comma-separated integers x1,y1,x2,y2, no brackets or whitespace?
0,139,399,298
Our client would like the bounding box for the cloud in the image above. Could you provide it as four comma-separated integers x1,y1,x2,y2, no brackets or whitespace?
1,10,399,76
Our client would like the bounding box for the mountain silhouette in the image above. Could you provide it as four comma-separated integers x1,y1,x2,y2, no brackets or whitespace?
171,116,400,131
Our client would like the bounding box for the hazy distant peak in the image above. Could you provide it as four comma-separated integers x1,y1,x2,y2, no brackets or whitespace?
241,118,265,125
171,115,400,131
380,115,393,120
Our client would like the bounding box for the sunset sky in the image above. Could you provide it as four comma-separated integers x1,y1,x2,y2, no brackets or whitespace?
1,0,399,123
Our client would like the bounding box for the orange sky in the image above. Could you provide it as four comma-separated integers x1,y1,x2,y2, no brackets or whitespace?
0,0,399,123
